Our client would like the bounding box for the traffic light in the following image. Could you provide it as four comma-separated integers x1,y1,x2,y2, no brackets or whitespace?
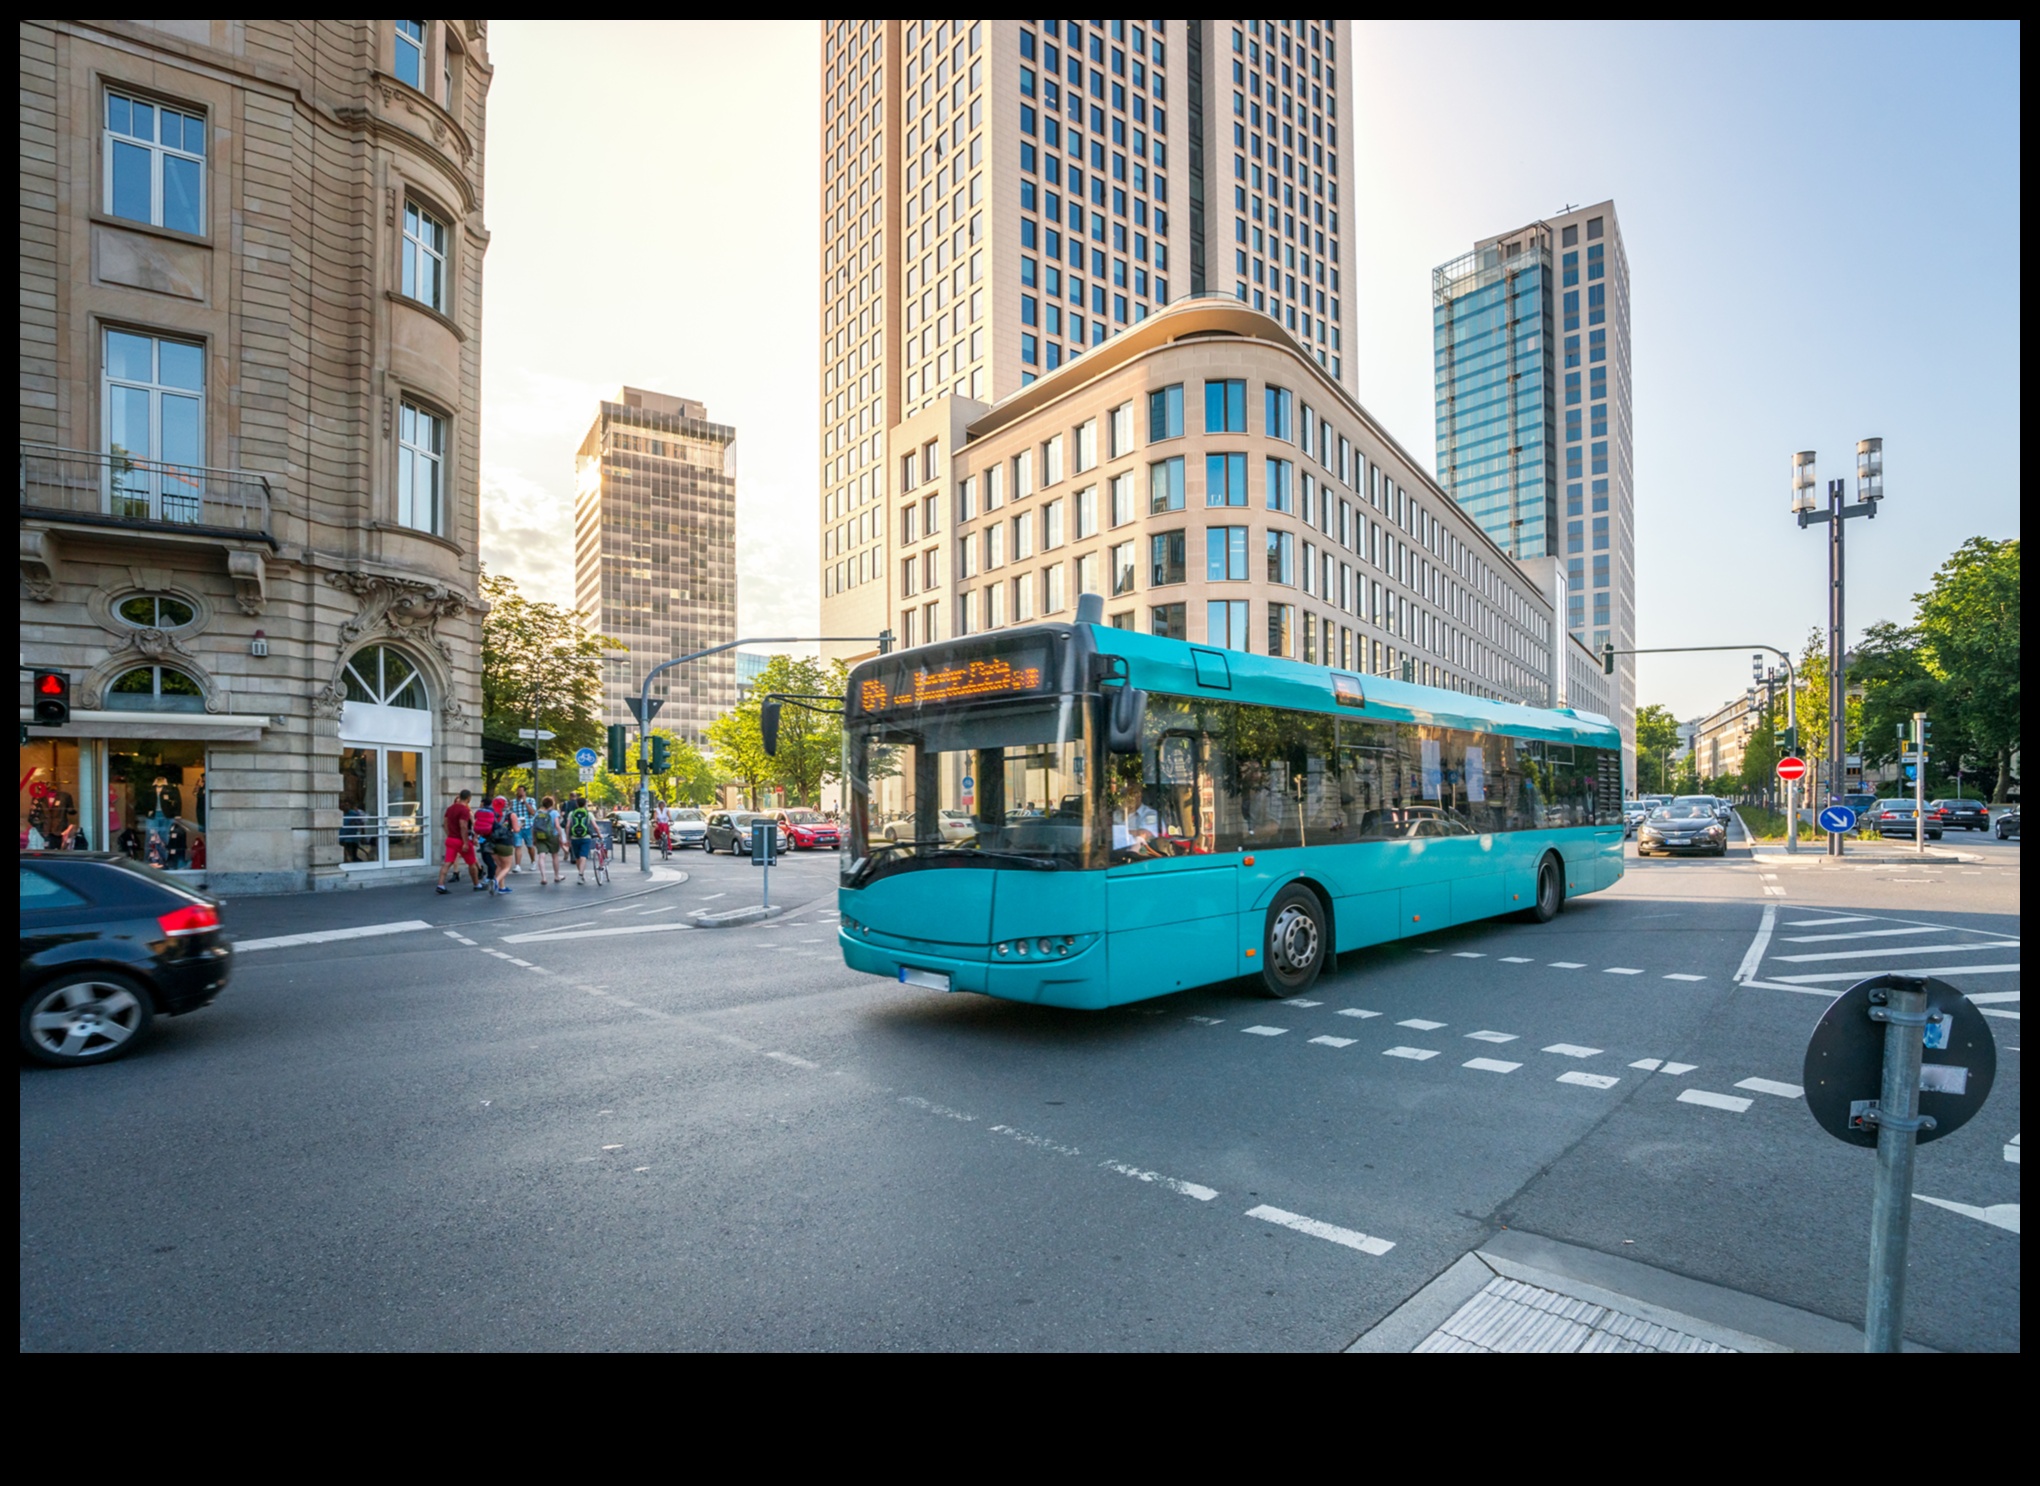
1601,643,1615,676
605,723,627,773
649,734,670,774
1751,653,1764,682
1774,725,1798,756
32,668,70,726
877,628,896,655
1916,714,1930,751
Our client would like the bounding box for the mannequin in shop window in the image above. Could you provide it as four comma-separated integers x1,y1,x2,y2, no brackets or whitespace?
144,810,170,868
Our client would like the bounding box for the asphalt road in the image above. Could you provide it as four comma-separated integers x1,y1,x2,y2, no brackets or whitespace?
20,835,2020,1351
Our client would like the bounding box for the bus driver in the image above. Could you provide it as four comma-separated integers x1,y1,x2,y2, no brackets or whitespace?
1111,772,1165,858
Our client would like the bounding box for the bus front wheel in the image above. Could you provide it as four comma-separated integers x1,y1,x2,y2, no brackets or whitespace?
1520,854,1565,924
1259,885,1326,998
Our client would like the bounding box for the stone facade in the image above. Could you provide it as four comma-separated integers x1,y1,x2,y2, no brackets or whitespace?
19,20,491,893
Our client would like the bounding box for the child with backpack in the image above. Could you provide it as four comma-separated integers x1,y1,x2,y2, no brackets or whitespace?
565,795,598,885
530,794,561,885
483,795,517,893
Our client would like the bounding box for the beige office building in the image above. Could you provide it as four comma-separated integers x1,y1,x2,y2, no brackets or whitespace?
818,19,1357,656
573,388,736,742
20,20,491,891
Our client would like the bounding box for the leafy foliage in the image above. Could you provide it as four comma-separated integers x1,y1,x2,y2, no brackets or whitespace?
479,571,621,796
707,654,848,808
1633,703,1683,793
1914,537,2019,800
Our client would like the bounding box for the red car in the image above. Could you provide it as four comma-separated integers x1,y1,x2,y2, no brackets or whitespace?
776,809,841,850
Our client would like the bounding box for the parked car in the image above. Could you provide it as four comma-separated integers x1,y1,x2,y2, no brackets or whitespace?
705,811,791,856
1868,800,1940,839
776,808,841,850
1991,807,2019,840
1636,802,1728,857
938,808,977,843
608,809,643,844
19,854,232,1068
667,807,707,849
1926,799,1989,832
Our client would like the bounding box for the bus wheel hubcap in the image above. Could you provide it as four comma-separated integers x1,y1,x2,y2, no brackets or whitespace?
1271,906,1318,973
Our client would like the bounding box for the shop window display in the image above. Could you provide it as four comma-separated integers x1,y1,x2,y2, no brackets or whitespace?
107,740,206,870
20,738,87,849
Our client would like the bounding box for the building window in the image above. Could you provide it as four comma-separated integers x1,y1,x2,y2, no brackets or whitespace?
1109,401,1134,457
397,401,446,535
103,329,205,523
1207,599,1250,651
1151,602,1187,639
1044,562,1066,613
1014,573,1034,622
1266,530,1294,585
1148,383,1184,440
1205,451,1248,506
1149,456,1185,513
344,644,429,708
1042,433,1064,486
1076,551,1100,596
1109,472,1134,526
1074,418,1097,473
1204,378,1247,432
1264,384,1293,441
1042,498,1065,549
105,664,204,713
1013,513,1034,561
402,201,448,313
116,593,197,629
1266,602,1294,658
1206,526,1248,581
105,91,206,236
1265,457,1294,513
395,20,428,90
1150,530,1186,586
1075,485,1097,539
1111,540,1136,595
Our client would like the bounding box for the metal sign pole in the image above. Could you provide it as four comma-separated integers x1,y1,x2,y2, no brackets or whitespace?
1863,980,1931,1352
1912,711,1927,855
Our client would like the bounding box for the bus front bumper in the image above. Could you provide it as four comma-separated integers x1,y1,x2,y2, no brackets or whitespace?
839,931,1109,1009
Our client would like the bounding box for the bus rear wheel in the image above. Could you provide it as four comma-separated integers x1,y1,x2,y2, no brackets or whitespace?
1519,854,1565,924
1259,885,1326,998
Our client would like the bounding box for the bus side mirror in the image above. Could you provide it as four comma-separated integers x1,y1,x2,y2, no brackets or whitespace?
761,700,782,756
1105,686,1147,753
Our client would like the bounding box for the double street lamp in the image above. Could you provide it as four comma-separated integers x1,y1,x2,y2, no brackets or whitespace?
1792,439,1883,857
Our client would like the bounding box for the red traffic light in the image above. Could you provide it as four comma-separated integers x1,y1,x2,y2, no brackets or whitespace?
38,674,64,694
31,668,70,726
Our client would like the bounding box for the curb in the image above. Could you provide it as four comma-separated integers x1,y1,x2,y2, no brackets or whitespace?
1349,1229,1934,1353
688,903,792,928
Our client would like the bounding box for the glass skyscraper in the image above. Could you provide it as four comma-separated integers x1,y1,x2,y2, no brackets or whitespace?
1434,203,1634,784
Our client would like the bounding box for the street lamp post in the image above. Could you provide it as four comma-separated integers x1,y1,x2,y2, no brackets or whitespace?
1793,441,1883,857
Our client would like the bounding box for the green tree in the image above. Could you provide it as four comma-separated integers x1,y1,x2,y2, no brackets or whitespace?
1634,703,1682,793
1914,537,2019,802
753,654,849,807
480,571,621,797
707,695,774,809
1852,618,1949,775
644,728,718,806
1790,627,1864,800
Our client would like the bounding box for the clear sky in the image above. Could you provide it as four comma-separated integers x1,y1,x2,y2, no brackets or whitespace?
478,20,2021,719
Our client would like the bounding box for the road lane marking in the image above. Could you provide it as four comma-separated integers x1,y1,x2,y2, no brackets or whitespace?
1736,1077,1804,1099
1604,966,1644,975
1734,902,1779,984
505,957,535,968
1968,991,2022,1004
500,922,694,943
1246,1204,1394,1256
637,905,676,915
1290,999,1324,1007
1773,964,2023,984
1764,885,1788,896
765,1051,820,1070
235,919,432,952
988,1124,1079,1155
899,1095,975,1122
1663,973,1706,982
1309,1035,1356,1048
1913,1195,2020,1233
1383,1046,1438,1060
1452,952,1486,959
1631,1059,1697,1074
1336,1008,1381,1019
1464,1057,1522,1074
1775,941,2018,963
1543,1043,1603,1058
699,893,727,900
1398,1018,1447,1030
1557,1071,1621,1090
1500,956,1535,963
1187,1016,1225,1025
1243,1025,1288,1036
2008,1134,2021,1165
1101,1161,1218,1201
1467,1030,1518,1043
1679,1090,1754,1113
1782,926,1941,943
1784,916,1876,927
1548,962,1586,969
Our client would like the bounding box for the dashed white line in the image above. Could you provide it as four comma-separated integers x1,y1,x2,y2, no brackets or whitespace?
235,919,433,953
1663,973,1706,982
1776,941,2016,963
1631,1059,1697,1075
989,1124,1080,1156
1289,999,1323,1007
1736,1077,1805,1099
505,957,535,968
1242,1025,1289,1037
1548,962,1587,970
1464,1057,1522,1074
1187,1015,1225,1025
1336,1008,1382,1019
1246,1204,1394,1256
1783,926,1941,943
1603,966,1644,975
1679,1090,1754,1113
1558,1071,1621,1090
2007,1134,2021,1165
1774,964,2024,984
1466,1030,1518,1043
1397,1017,1447,1031
1383,1046,1439,1061
1784,915,1875,927
699,892,727,901
765,1051,820,1070
1543,1043,1603,1059
899,1095,975,1122
1101,1161,1218,1201
1451,952,1486,959
1500,956,1535,964
1309,1035,1356,1049
1763,886,1788,896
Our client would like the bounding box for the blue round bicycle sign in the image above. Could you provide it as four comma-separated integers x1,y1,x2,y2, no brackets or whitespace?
1818,805,1857,834
575,746,599,768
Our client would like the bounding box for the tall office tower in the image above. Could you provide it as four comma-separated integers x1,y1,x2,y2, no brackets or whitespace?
573,389,737,743
1434,202,1634,781
817,19,1355,659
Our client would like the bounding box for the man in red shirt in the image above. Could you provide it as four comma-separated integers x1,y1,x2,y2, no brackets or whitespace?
435,788,482,895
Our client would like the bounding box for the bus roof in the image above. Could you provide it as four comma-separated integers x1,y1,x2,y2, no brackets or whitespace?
1090,624,1619,749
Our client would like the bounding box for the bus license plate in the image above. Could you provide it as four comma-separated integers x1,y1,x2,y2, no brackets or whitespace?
899,967,952,991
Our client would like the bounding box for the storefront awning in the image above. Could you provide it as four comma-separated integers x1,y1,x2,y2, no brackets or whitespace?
21,709,274,743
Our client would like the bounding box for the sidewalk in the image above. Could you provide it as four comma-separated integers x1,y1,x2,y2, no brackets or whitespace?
1748,842,1987,866
1349,1229,1931,1353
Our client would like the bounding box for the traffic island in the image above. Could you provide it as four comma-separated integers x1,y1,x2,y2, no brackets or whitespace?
1749,844,1988,866
688,903,792,929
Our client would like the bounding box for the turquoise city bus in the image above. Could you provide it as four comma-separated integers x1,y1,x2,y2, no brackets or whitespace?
837,606,1625,1008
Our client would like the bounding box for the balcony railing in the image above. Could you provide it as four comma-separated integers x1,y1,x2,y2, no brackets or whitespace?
20,443,273,540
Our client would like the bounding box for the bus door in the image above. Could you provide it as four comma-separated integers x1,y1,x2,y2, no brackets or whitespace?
1103,727,1237,1000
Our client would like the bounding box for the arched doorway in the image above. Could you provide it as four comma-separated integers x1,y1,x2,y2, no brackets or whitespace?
336,644,431,869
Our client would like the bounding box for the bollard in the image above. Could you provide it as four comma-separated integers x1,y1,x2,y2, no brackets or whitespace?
1863,980,1933,1352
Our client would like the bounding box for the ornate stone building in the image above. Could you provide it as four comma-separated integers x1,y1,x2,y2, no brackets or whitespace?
19,20,491,891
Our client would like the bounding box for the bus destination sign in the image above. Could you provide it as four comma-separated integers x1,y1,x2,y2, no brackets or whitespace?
856,645,1052,716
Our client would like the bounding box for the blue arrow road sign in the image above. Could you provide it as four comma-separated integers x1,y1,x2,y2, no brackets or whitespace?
1818,805,1857,834
1903,763,1918,781
575,746,598,768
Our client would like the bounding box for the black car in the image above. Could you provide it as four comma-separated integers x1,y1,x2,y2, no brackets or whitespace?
19,854,232,1067
1926,799,1988,832
1993,807,2020,840
1868,799,1940,840
1636,802,1729,856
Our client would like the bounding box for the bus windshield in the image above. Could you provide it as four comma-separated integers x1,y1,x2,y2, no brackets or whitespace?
843,698,1100,884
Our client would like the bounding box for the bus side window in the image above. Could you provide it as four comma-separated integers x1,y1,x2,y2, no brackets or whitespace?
1152,731,1201,847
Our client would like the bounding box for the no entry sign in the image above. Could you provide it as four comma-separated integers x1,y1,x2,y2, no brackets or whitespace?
1776,755,1808,783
